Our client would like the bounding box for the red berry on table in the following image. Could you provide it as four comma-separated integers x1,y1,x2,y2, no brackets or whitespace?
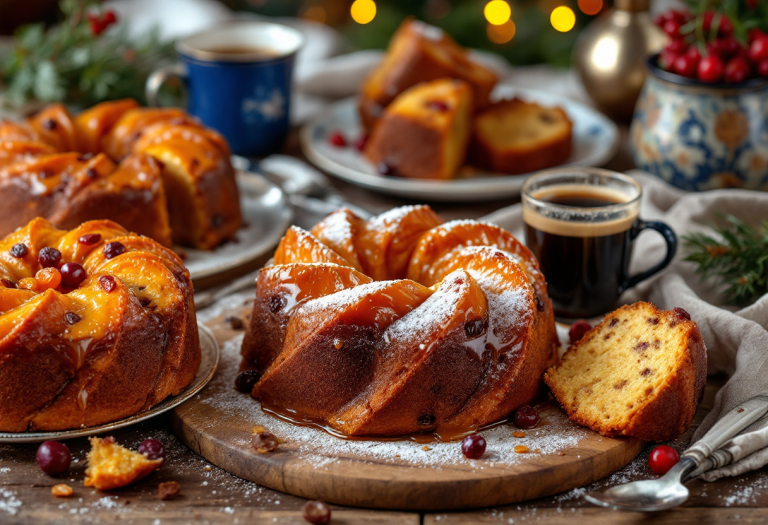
673,54,697,78
461,434,487,459
662,19,681,38
749,36,768,64
698,55,724,83
302,500,331,525
513,405,540,429
568,320,592,343
138,438,166,461
36,441,72,476
328,131,346,148
724,57,750,84
649,445,679,476
758,59,768,78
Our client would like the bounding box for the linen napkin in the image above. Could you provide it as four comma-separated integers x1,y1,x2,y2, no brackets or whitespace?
482,171,768,469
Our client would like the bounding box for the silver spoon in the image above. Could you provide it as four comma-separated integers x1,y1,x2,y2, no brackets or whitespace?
584,395,768,512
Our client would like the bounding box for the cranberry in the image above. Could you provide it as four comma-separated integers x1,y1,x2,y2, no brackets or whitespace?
750,29,767,45
355,134,369,152
725,57,750,84
664,39,686,55
698,55,724,83
673,54,697,78
461,434,486,459
749,35,768,63
64,312,81,325
717,15,734,37
377,161,396,176
60,263,86,288
513,405,540,429
1,279,17,289
103,241,126,260
659,50,678,71
328,131,346,147
426,100,449,111
662,19,681,38
103,10,117,24
41,119,57,130
99,275,117,293
302,500,331,525
718,36,739,57
235,370,260,393
78,233,101,245
38,247,62,268
10,243,28,258
673,307,691,320
252,432,279,453
758,59,768,77
138,438,165,461
686,45,702,62
568,320,591,343
649,445,679,475
36,441,71,476
701,11,715,33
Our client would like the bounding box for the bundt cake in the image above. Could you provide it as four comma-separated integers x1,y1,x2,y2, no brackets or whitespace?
84,437,163,491
241,205,558,439
359,18,498,131
545,302,707,441
0,100,241,250
364,79,473,180
0,218,199,432
470,98,573,175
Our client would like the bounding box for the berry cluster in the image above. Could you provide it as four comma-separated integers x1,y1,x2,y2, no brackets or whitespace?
86,10,118,36
655,9,768,83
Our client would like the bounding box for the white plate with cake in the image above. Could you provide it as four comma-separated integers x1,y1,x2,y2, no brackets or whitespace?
300,19,619,202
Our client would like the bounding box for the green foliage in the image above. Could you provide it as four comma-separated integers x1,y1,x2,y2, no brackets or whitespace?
0,0,175,109
683,214,768,306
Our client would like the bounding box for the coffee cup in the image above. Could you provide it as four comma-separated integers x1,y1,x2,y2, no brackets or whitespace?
146,21,303,157
522,167,677,319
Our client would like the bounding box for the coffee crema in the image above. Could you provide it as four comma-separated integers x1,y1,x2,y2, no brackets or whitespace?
522,185,638,238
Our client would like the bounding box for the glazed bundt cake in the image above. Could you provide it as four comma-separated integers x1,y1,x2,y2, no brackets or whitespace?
0,218,199,432
241,205,558,438
545,302,707,441
359,19,498,131
0,100,241,250
364,79,474,180
470,98,573,175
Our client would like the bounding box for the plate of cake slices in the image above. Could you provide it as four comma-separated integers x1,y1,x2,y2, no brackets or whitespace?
300,19,619,201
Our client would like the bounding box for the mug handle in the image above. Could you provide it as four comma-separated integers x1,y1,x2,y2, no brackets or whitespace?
145,63,187,107
619,220,678,293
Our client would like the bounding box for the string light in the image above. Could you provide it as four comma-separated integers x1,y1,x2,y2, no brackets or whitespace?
578,0,602,15
551,6,576,32
484,0,511,26
487,19,516,44
351,0,376,24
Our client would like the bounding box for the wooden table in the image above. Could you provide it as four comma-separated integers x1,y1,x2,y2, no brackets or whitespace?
5,128,762,524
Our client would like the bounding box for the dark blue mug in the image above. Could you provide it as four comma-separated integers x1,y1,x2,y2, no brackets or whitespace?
146,21,303,157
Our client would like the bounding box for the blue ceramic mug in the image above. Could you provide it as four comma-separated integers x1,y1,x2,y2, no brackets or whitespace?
146,21,304,157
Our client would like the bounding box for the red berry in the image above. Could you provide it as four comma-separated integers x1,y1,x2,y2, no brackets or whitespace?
698,55,724,83
78,233,101,245
653,13,667,28
665,39,687,54
513,405,540,429
235,370,260,393
749,36,768,64
103,10,117,24
718,36,739,57
724,57,750,84
38,247,62,268
36,441,71,476
10,243,28,258
758,59,768,78
90,20,107,36
686,45,702,62
461,434,487,459
659,51,678,71
103,241,126,260
355,134,369,152
568,320,592,343
673,54,697,78
702,11,715,33
649,445,679,476
99,275,117,293
669,10,689,24
138,438,165,461
328,131,346,147
749,29,765,44
302,501,331,525
662,19,681,38
717,16,733,37
60,263,87,288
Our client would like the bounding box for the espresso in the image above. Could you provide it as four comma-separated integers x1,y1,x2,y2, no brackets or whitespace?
206,46,281,59
523,186,638,318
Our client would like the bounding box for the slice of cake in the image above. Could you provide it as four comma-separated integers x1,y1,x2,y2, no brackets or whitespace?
359,18,497,130
470,98,573,175
364,79,473,180
545,302,707,441
84,437,163,490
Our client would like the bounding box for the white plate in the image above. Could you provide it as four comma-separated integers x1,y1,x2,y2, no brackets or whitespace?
0,323,220,443
300,86,620,201
184,171,293,281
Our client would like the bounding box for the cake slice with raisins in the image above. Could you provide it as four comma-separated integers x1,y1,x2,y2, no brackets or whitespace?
545,302,707,441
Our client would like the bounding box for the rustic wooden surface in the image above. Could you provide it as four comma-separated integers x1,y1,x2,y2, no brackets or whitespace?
3,128,763,524
170,313,644,511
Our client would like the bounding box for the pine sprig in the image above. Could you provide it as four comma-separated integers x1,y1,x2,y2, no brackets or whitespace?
683,214,768,306
0,0,175,109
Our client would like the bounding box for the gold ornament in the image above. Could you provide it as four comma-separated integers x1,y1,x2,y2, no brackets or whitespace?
573,0,667,121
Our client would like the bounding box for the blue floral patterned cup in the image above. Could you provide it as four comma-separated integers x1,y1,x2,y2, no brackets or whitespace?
631,55,768,191
146,21,303,157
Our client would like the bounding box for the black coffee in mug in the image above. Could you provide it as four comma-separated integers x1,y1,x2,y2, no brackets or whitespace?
522,169,677,319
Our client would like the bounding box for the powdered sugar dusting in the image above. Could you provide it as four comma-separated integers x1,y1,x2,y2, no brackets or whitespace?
0,488,21,515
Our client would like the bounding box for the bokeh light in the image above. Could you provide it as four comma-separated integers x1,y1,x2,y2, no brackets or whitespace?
487,20,516,44
351,0,376,24
578,0,603,15
484,0,512,26
551,6,576,32
302,5,327,23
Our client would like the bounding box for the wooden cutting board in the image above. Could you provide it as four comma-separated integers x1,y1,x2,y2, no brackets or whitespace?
171,312,645,511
